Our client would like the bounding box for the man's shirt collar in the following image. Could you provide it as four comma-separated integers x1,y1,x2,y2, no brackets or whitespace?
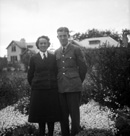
62,42,69,50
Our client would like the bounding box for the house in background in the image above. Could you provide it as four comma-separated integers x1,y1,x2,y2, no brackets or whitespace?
6,36,119,64
6,38,38,64
80,36,119,48
6,38,55,64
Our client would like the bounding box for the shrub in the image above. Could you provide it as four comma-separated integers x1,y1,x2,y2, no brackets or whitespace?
0,72,31,110
0,123,39,136
14,97,30,115
83,46,130,109
114,107,130,136
0,57,7,72
76,128,114,136
0,75,17,109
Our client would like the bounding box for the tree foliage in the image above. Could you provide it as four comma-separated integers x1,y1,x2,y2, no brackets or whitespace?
72,28,121,42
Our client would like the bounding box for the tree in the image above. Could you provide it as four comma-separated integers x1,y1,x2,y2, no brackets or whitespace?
72,28,121,42
122,29,130,47
21,51,35,72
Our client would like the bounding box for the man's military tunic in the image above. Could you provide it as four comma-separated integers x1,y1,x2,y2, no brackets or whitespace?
55,43,87,93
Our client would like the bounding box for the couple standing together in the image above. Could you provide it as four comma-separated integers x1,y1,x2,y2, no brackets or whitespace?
27,27,87,136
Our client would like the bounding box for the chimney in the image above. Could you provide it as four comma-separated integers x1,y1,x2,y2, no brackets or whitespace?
20,38,26,43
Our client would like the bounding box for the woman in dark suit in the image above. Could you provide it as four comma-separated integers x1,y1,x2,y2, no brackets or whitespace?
27,35,61,136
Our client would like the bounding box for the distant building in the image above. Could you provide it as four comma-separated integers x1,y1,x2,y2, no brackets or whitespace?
80,36,119,48
6,36,119,65
6,38,56,70
6,38,56,64
6,38,37,63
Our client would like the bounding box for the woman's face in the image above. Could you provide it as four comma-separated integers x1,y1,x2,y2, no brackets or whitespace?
38,38,49,52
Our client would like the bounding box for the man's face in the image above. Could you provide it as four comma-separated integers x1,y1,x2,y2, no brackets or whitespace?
57,31,69,47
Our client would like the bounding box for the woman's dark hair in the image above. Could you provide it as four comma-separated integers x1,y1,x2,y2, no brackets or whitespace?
36,35,50,49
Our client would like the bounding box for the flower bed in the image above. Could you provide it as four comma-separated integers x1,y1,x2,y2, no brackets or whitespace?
0,99,116,136
80,100,115,130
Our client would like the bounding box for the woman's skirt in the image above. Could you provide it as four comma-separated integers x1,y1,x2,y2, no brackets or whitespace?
28,89,61,123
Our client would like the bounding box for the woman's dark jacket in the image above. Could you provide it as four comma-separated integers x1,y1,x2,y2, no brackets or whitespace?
27,51,58,90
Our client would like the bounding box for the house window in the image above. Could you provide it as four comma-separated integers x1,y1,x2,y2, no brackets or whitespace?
12,46,16,52
89,40,100,45
11,56,17,62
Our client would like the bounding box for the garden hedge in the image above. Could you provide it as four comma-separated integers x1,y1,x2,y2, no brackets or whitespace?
82,46,130,109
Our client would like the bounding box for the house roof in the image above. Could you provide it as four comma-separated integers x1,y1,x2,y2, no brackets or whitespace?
6,40,38,52
27,42,38,52
21,42,39,55
6,40,27,49
80,36,119,48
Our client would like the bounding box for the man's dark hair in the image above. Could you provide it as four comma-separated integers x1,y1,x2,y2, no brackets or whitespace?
57,27,69,34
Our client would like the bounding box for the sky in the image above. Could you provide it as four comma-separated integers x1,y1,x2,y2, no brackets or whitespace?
0,0,130,57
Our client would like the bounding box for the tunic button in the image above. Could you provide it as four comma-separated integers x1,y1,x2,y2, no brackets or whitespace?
63,73,65,75
62,55,64,57
62,61,64,63
63,67,65,69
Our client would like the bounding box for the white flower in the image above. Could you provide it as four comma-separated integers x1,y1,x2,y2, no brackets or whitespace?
0,105,28,132
80,99,115,130
0,99,116,135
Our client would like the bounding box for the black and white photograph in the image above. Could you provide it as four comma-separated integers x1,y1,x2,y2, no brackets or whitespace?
0,0,130,136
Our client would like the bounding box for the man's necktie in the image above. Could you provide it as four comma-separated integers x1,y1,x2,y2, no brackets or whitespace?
63,47,65,53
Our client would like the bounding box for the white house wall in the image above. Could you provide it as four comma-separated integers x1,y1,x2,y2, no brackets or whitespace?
80,37,119,48
7,43,22,62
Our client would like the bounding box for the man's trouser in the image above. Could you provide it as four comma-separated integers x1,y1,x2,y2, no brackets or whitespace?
59,92,81,136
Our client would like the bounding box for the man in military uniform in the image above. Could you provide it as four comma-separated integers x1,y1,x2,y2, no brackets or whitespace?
55,27,87,136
